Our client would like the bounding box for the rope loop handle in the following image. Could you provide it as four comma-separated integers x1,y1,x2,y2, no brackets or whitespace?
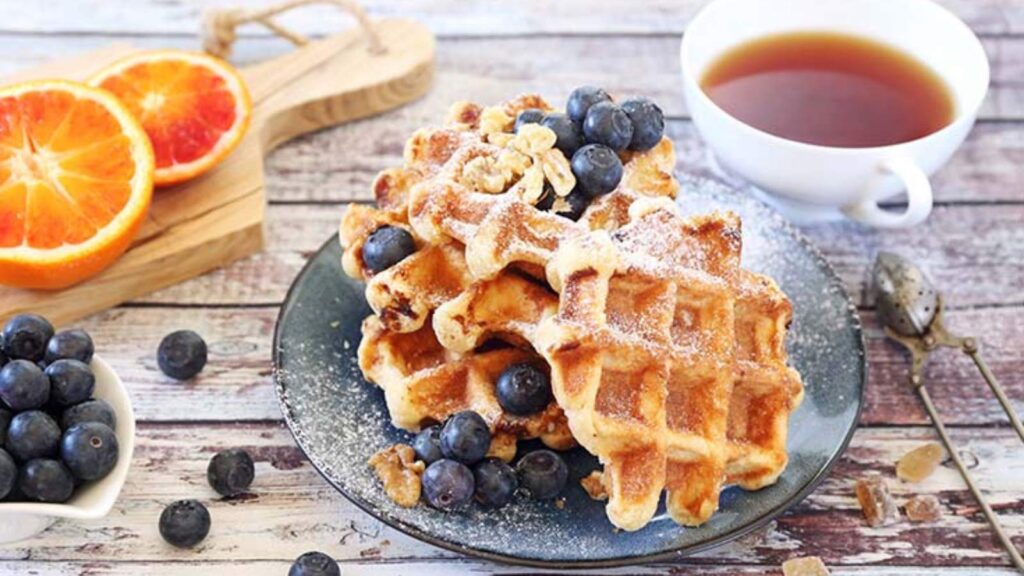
202,0,385,59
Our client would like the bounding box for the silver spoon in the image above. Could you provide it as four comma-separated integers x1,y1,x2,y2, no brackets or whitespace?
873,252,1024,572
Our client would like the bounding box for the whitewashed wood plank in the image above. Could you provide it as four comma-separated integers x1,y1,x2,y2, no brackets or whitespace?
0,34,1022,122
0,560,1018,575
1,0,1023,36
0,424,1020,567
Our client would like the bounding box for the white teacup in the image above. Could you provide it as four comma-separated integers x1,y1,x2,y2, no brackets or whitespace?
681,0,989,228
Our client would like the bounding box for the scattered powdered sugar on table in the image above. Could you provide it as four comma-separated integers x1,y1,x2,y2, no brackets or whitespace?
272,174,865,564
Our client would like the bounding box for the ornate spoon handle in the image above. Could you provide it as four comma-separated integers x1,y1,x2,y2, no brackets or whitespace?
915,384,1024,572
964,342,1024,443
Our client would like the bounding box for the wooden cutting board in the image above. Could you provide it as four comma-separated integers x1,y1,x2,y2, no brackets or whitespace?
0,19,434,326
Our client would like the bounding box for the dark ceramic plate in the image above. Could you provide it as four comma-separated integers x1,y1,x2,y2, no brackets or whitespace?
273,175,865,568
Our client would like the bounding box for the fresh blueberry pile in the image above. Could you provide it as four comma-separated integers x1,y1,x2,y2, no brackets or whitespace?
410,363,569,512
0,314,119,504
517,85,665,220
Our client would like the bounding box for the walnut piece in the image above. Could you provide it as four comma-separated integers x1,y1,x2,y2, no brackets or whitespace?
369,444,426,508
486,432,517,462
540,148,576,196
580,470,608,501
480,106,514,136
511,124,557,156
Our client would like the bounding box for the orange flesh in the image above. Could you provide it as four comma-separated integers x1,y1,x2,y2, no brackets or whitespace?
0,90,136,250
96,60,238,171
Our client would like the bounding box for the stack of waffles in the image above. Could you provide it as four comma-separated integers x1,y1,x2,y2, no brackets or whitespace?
339,95,804,531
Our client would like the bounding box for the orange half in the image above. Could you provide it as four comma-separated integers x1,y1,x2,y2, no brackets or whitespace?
0,80,155,289
90,50,252,187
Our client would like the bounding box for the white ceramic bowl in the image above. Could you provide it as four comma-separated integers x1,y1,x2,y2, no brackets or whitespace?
0,355,135,543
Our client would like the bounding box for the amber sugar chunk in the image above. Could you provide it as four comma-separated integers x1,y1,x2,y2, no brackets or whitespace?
855,475,900,527
896,442,945,483
906,494,943,522
782,556,831,576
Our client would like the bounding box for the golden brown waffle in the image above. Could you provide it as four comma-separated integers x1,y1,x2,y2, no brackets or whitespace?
434,198,742,530
340,94,800,530
726,271,805,489
358,314,574,460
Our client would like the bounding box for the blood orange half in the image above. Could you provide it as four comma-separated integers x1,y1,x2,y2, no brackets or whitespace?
0,80,155,289
90,50,252,187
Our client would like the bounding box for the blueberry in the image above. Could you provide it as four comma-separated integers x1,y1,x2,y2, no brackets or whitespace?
45,329,94,365
1,314,54,362
540,113,584,158
45,359,95,408
412,425,444,464
571,144,623,198
421,459,474,510
554,187,591,221
0,359,50,411
158,330,207,380
0,407,10,445
0,448,14,500
440,411,491,464
473,458,518,508
567,86,612,123
61,399,117,431
621,97,665,151
61,422,119,481
514,108,545,133
5,410,61,462
289,551,341,576
18,458,74,503
159,499,211,548
516,450,568,500
496,363,551,416
207,448,254,497
362,225,416,274
0,339,7,368
583,101,634,151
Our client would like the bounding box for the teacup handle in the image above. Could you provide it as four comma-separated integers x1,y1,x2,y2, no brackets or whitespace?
842,158,933,228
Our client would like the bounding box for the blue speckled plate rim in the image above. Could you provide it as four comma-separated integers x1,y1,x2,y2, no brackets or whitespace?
271,180,867,569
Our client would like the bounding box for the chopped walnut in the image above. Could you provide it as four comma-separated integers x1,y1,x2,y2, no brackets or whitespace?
509,164,546,203
486,432,517,462
540,148,576,196
511,124,557,156
461,155,507,194
581,471,608,501
369,444,425,508
480,106,514,136
486,132,515,147
782,556,830,575
495,148,531,179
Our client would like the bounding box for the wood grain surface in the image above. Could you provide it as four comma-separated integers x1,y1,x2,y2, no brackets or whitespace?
0,1,1021,574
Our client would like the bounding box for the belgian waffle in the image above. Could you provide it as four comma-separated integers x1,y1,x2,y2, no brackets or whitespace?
358,312,574,461
341,94,801,531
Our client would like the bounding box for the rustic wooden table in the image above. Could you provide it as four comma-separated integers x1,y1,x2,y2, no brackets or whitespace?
1,1,1021,574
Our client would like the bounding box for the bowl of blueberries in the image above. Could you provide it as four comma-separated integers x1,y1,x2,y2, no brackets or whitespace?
0,313,134,544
